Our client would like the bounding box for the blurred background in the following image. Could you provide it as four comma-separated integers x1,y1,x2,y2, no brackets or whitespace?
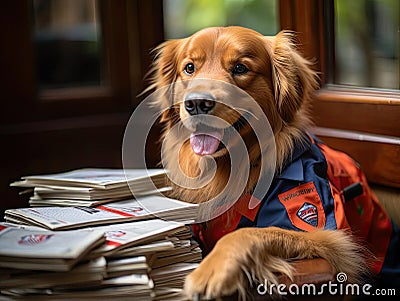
0,0,399,218
28,0,400,89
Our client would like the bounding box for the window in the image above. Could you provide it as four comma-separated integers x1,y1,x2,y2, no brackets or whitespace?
163,0,278,38
32,0,103,89
0,0,165,216
279,0,400,188
334,0,399,89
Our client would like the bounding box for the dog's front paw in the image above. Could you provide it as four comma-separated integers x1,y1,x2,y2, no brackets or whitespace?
184,228,295,300
184,246,243,299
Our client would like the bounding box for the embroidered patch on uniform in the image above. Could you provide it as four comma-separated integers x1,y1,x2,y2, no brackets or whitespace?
278,182,326,232
296,202,318,227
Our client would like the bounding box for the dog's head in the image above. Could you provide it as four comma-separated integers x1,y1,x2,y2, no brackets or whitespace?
147,26,317,165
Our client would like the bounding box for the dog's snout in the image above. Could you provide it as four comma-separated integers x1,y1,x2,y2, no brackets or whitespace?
184,92,215,115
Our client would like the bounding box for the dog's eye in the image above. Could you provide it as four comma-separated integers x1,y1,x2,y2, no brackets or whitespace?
184,63,195,75
232,63,249,75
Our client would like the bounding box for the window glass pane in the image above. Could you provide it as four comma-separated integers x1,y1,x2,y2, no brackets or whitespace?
163,0,278,39
32,0,103,89
335,0,399,90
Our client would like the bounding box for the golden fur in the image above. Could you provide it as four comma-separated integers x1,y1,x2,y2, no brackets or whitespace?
146,26,367,299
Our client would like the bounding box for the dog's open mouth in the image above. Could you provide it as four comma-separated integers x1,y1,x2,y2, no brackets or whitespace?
190,130,223,156
189,116,247,156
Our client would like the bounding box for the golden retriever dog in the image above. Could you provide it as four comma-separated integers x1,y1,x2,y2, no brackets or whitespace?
145,26,398,299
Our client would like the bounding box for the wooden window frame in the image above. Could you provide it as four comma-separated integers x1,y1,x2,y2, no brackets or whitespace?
1,0,164,124
279,0,400,188
0,0,165,216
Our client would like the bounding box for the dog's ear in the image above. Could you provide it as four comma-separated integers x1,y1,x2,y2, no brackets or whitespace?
144,39,184,93
142,39,186,127
264,31,318,123
142,39,184,123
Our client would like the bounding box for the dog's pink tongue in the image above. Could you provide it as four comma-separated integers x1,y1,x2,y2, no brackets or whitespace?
190,131,223,156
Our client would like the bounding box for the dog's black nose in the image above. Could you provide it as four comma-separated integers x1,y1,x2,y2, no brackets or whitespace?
184,92,215,115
